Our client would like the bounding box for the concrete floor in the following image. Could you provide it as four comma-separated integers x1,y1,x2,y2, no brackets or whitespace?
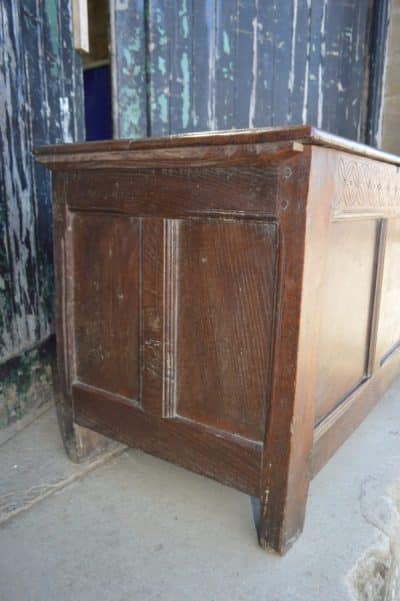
0,382,400,601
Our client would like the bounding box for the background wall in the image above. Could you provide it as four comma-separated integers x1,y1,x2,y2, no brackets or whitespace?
0,1,84,429
112,0,375,141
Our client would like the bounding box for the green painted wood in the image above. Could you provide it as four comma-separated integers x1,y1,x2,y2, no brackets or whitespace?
112,0,377,141
112,0,147,138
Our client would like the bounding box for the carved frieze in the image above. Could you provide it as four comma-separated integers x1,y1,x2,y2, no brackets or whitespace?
333,156,400,218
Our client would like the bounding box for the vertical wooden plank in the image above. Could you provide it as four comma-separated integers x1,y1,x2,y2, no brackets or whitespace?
59,0,85,141
234,0,257,128
148,0,171,136
192,0,215,131
169,0,193,133
344,0,372,140
322,0,372,140
0,2,15,358
254,0,275,128
0,2,42,354
112,0,147,138
215,0,236,130
22,0,52,343
42,0,63,140
271,0,292,125
323,0,345,135
306,0,325,127
366,0,391,147
288,0,310,125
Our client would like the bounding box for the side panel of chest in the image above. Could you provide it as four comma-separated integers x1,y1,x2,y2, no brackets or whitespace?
55,166,279,492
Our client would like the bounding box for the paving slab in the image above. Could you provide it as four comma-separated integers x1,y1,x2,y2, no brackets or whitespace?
0,407,124,525
0,380,400,601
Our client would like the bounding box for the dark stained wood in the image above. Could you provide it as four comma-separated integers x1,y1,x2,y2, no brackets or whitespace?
141,218,165,416
35,141,305,170
52,174,112,462
258,146,331,553
65,167,279,218
34,125,400,166
73,382,262,496
38,127,400,554
176,219,277,441
72,213,142,403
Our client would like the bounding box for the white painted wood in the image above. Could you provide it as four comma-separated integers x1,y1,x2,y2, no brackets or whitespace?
72,0,89,54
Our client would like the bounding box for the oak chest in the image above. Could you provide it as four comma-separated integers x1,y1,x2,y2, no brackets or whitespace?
36,126,400,553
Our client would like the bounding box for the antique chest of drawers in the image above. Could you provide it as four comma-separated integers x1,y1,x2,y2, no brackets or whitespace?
36,126,400,553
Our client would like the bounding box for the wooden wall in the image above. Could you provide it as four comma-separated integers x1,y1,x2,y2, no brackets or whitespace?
111,0,374,140
0,1,84,427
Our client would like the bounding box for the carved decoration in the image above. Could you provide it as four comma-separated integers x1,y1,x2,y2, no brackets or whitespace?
333,156,400,217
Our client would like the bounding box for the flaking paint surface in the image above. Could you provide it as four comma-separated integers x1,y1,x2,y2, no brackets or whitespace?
112,0,373,140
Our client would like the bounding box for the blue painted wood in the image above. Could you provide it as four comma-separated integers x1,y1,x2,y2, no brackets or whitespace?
169,0,193,133
147,0,170,136
192,0,213,131
0,0,84,364
112,0,376,142
254,1,275,128
234,0,256,129
215,0,236,130
113,0,147,138
287,0,310,126
307,0,325,128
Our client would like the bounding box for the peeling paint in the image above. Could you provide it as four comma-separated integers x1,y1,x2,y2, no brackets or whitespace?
180,51,190,128
113,2,372,139
0,338,55,429
223,30,230,55
317,0,327,128
288,0,299,95
0,0,83,426
249,10,258,128
59,96,73,143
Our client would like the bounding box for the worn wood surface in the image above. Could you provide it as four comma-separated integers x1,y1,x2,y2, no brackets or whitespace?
0,0,83,363
176,219,276,441
110,0,374,141
38,126,400,553
35,125,400,165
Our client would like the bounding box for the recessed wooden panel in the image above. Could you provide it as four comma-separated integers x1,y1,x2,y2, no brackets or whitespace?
314,219,377,425
173,219,277,441
377,219,400,365
72,213,141,401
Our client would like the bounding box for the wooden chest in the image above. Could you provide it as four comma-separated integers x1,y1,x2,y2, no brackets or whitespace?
35,126,400,553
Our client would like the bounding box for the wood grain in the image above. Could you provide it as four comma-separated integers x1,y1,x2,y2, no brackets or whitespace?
175,219,277,441
314,219,378,425
40,128,400,555
73,381,262,496
72,213,142,403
